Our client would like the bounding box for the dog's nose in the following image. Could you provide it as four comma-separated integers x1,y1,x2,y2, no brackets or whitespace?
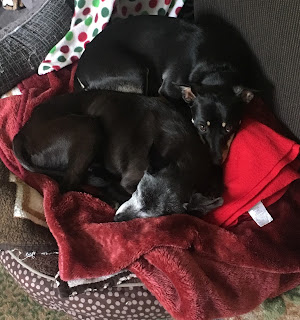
212,155,222,166
114,213,124,222
114,212,132,222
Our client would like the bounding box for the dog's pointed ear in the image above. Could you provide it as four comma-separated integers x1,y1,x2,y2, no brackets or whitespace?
233,86,255,103
173,83,196,104
185,193,224,215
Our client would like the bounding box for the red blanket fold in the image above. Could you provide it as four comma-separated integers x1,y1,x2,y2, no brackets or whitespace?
0,67,300,320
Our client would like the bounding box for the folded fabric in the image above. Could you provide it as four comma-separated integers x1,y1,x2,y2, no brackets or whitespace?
0,68,300,319
9,173,47,228
204,99,300,226
55,270,140,298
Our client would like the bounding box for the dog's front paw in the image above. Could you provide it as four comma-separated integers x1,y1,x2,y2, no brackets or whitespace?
185,193,224,216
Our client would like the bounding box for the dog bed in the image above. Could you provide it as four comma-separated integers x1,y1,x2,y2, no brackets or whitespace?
1,1,300,319
0,62,300,320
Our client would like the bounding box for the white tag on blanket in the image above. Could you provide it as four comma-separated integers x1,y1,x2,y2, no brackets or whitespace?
248,201,273,227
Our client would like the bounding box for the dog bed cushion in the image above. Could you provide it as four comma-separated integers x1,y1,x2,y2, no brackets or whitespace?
0,251,172,320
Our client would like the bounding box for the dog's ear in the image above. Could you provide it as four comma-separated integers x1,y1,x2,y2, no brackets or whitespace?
233,86,255,103
173,83,196,104
184,193,224,216
180,86,196,104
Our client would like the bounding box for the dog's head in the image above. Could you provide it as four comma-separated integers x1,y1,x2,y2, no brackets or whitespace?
114,170,223,222
178,84,254,165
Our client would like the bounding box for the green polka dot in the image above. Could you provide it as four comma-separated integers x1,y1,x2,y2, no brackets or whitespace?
101,7,109,17
75,18,82,26
141,11,149,15
65,31,73,41
43,66,50,70
78,0,86,9
158,8,166,16
170,0,176,8
92,28,99,37
74,46,84,52
58,56,66,62
49,46,56,54
74,0,78,7
85,17,93,26
92,0,100,7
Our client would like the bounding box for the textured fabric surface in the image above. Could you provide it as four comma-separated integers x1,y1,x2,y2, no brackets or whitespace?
193,0,300,140
0,0,73,96
0,251,172,320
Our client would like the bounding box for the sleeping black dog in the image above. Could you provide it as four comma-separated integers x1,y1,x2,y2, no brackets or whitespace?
12,90,223,220
76,15,254,164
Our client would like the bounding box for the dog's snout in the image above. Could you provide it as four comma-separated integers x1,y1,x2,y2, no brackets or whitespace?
114,212,130,222
212,155,222,166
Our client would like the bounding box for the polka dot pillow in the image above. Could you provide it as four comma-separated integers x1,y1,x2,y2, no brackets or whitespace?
38,0,185,75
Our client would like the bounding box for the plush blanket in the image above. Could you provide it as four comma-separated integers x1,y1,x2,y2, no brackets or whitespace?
0,67,300,320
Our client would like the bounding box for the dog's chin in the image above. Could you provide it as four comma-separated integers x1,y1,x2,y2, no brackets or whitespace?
222,133,236,163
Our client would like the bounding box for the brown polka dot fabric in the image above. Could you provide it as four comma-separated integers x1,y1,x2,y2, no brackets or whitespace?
0,251,172,319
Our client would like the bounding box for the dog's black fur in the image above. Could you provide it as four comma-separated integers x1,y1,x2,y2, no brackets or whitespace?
75,15,254,164
13,89,223,218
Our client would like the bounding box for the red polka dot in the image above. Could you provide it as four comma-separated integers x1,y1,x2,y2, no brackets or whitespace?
149,0,157,8
71,56,79,63
102,22,108,30
165,0,171,4
53,66,60,71
95,13,99,22
83,7,91,15
60,45,70,54
175,6,182,15
84,41,90,48
122,6,127,16
135,2,142,12
78,32,88,42
43,60,51,63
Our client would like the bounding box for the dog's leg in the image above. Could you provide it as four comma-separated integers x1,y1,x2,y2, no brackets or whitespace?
120,165,146,195
60,151,95,193
59,120,102,193
158,71,188,100
77,51,149,94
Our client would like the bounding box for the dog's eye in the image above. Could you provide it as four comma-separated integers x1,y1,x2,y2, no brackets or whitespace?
199,124,207,132
225,125,233,133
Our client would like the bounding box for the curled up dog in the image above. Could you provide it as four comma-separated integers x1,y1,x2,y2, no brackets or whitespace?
12,89,224,221
76,15,254,164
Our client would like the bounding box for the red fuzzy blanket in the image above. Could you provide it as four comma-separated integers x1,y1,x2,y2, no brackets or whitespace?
1,66,300,320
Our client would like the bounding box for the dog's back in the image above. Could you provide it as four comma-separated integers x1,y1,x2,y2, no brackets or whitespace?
76,16,204,95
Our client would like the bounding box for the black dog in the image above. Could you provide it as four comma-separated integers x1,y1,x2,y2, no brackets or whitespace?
76,15,254,164
13,90,155,199
13,89,223,218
